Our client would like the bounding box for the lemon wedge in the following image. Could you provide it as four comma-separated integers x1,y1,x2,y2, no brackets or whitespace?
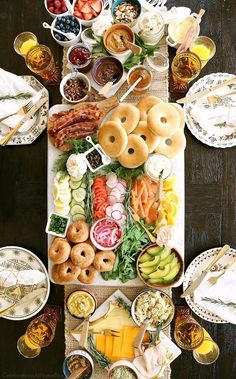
165,191,180,205
163,175,176,191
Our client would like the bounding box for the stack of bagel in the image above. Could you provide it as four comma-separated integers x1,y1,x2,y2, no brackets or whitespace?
98,96,186,168
49,220,116,285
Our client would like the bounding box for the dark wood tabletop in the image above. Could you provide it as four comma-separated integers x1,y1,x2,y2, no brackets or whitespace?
0,0,236,378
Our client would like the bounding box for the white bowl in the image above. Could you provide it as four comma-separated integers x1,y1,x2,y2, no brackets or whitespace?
90,218,123,251
73,0,105,27
44,0,69,18
60,72,91,103
51,15,81,47
45,212,70,238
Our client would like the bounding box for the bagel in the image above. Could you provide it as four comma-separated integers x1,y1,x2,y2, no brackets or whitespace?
51,260,81,284
49,237,71,264
78,265,98,284
133,121,160,153
118,134,149,168
71,243,95,268
98,121,128,158
93,251,116,272
67,220,90,243
147,103,181,137
169,103,185,129
110,103,140,134
155,129,186,158
137,96,162,121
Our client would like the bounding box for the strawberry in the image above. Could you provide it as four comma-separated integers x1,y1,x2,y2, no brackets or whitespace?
90,0,102,13
80,3,92,13
83,11,94,20
74,10,83,18
76,0,85,11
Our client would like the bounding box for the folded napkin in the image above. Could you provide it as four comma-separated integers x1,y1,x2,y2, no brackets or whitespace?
0,268,46,287
0,68,41,134
194,266,236,324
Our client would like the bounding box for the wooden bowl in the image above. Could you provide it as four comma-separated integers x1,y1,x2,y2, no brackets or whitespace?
136,243,184,289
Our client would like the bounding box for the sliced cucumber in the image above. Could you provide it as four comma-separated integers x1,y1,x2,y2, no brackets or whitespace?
71,204,85,216
72,213,86,221
70,180,81,190
80,182,86,189
72,188,86,202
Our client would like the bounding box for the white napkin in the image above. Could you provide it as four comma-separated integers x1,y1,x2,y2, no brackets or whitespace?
0,268,46,287
194,266,236,324
0,68,41,134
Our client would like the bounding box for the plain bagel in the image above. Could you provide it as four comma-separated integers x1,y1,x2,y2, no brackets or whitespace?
133,121,160,153
98,121,128,158
118,134,149,168
137,96,162,121
110,103,140,134
147,103,181,137
155,129,186,158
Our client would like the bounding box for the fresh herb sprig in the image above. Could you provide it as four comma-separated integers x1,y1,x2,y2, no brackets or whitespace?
0,92,33,101
116,297,131,315
87,335,111,368
92,34,108,58
124,35,158,71
201,297,236,310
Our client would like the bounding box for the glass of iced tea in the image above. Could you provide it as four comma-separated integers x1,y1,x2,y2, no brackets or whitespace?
174,306,204,350
17,305,61,358
170,51,201,93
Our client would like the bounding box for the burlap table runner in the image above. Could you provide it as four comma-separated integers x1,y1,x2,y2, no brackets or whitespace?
62,31,171,379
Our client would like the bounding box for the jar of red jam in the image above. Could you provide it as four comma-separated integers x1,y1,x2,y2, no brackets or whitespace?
67,43,93,73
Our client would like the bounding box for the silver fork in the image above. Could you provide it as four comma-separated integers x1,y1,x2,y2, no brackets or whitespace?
207,255,236,287
0,99,34,124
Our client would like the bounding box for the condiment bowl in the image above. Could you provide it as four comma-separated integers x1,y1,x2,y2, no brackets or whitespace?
127,65,153,95
103,24,135,58
107,360,140,379
90,217,123,251
45,212,70,238
51,15,81,47
63,349,94,378
111,0,142,28
136,243,184,289
44,0,69,18
91,56,124,87
66,289,97,319
73,0,105,27
131,288,175,332
67,43,93,73
60,72,91,104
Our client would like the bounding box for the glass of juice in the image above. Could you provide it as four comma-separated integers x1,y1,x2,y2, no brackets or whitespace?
170,51,201,93
193,329,220,364
14,32,38,57
190,36,216,68
127,65,153,95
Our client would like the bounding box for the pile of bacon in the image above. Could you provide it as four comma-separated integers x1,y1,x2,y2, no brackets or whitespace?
48,103,104,150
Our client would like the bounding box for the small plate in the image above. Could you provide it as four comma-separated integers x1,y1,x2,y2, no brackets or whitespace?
0,76,49,145
183,247,236,323
0,246,50,320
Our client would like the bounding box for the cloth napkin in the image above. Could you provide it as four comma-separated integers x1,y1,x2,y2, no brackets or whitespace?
0,268,46,287
0,68,41,134
190,86,236,131
194,266,236,324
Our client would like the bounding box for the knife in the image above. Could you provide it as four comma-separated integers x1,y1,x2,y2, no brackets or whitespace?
0,287,46,318
177,77,236,104
0,96,48,146
181,244,230,298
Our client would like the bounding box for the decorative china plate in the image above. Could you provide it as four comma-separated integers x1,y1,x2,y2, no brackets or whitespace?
0,76,49,145
0,246,50,320
184,73,236,148
183,247,236,323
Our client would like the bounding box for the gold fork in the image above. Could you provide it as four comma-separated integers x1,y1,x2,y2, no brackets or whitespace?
207,254,236,287
70,328,120,337
207,90,236,105
0,99,34,124
0,285,21,299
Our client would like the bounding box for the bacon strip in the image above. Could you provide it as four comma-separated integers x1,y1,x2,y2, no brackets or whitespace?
54,121,99,148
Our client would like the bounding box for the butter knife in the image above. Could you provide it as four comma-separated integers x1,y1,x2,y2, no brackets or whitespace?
177,77,236,104
181,244,230,298
0,287,46,318
0,97,48,146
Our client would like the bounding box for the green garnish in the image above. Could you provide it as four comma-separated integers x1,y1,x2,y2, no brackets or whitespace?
48,214,68,235
87,335,111,369
201,297,236,310
0,92,33,101
123,35,158,72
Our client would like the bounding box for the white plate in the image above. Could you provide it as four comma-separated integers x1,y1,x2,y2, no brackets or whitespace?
184,73,236,148
0,76,49,145
0,246,50,320
71,289,181,364
47,103,185,287
183,247,236,323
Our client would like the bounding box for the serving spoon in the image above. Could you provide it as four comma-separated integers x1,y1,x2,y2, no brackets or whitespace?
42,22,76,40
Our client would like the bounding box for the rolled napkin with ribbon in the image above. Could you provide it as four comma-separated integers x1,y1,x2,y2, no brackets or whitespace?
194,267,236,324
0,68,41,135
0,268,46,287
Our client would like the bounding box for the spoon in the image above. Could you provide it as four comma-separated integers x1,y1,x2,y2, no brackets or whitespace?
156,169,164,202
42,22,76,40
120,77,142,102
64,0,74,15
99,81,113,97
67,366,88,379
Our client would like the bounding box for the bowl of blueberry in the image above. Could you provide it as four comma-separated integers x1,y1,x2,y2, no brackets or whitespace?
51,14,81,46
44,0,72,18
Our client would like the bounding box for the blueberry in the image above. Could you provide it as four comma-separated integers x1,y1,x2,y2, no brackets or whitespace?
66,19,70,24
61,17,65,22
71,21,75,27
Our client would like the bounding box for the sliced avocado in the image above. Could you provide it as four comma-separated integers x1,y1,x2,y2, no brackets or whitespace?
147,245,165,256
170,256,178,269
139,252,153,263
140,272,149,279
140,265,157,275
149,263,171,279
159,248,171,261
159,252,175,269
163,263,180,283
139,255,161,268
148,278,164,285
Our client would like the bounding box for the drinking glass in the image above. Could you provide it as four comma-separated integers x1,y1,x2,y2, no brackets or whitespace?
14,32,38,57
174,306,204,350
170,51,201,93
190,36,216,68
193,329,220,364
17,305,61,358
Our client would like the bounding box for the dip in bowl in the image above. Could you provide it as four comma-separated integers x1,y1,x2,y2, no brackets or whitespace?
103,24,134,57
92,56,123,87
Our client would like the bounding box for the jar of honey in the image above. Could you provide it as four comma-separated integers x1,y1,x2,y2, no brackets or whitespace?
127,65,152,95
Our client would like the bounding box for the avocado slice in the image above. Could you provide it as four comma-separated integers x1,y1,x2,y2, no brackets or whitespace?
148,278,164,285
159,248,171,261
159,252,175,269
139,255,161,268
163,263,180,283
139,252,153,263
140,265,157,275
170,256,178,269
140,272,149,279
149,263,171,279
147,245,165,256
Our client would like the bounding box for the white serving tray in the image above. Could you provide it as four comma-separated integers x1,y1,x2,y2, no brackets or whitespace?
47,104,185,287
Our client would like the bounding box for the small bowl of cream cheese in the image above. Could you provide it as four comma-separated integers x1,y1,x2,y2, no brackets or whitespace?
144,153,173,182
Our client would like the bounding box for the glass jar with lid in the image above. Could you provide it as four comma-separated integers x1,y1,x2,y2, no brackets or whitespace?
138,12,165,46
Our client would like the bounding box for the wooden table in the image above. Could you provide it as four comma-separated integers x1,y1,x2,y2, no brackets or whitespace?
0,0,235,378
